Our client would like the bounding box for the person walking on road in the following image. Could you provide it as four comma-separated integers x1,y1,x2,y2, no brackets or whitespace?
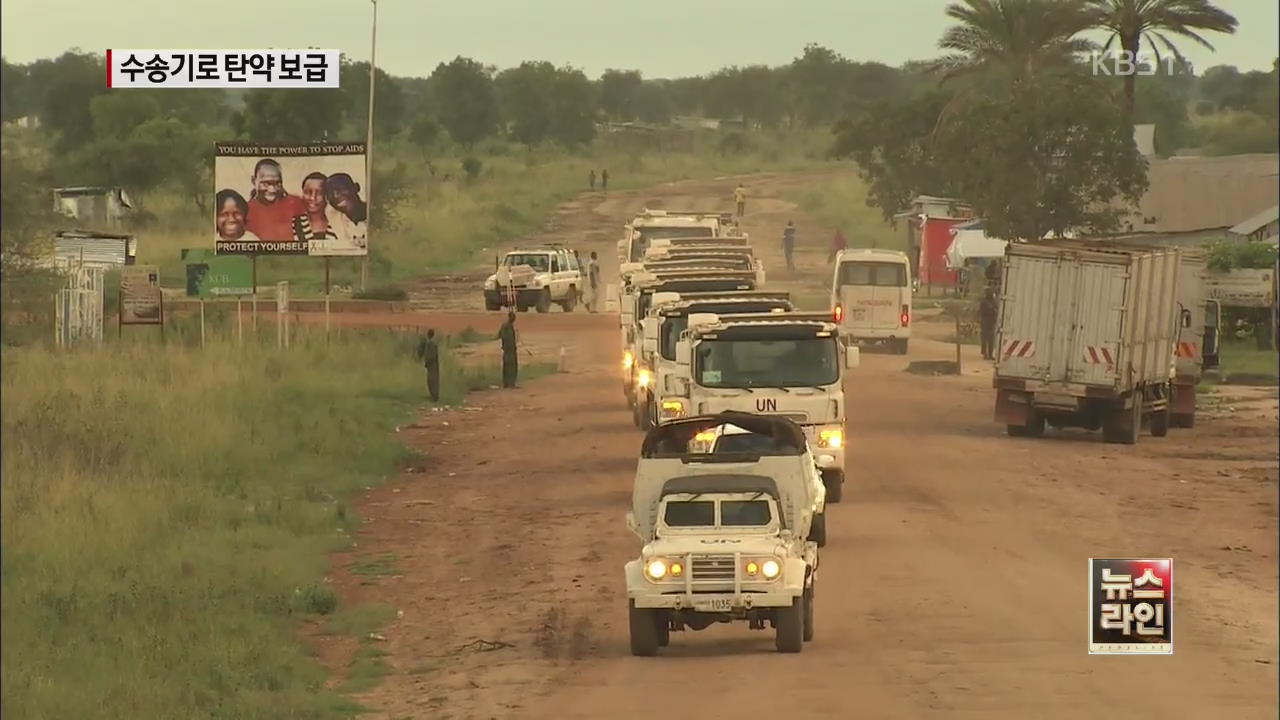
601,169,609,192
782,220,797,272
417,328,442,401
588,169,596,191
734,183,746,218
828,228,846,264
498,311,519,388
979,289,999,361
587,251,602,313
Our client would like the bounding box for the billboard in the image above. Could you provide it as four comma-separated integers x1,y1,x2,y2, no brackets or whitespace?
182,249,253,297
214,141,368,257
120,265,163,325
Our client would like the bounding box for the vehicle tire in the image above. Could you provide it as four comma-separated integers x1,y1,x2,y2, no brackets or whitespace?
1150,407,1170,437
1102,397,1140,445
642,399,656,431
1008,409,1045,438
774,599,804,653
535,289,552,313
821,469,843,504
629,602,660,657
561,287,578,312
802,580,815,642
655,613,670,647
516,303,529,313
1006,423,1028,438
484,298,500,311
809,512,827,548
894,338,909,355
1172,412,1195,429
631,399,643,429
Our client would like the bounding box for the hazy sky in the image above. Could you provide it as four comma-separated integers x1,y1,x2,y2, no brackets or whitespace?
2,0,1276,78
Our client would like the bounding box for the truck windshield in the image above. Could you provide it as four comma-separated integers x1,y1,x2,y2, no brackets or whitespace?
664,501,715,527
838,261,907,287
694,337,839,388
505,253,550,272
720,501,772,526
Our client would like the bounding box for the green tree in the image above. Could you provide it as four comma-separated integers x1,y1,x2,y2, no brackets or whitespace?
496,61,557,147
1086,0,1238,114
831,90,959,221
430,56,498,149
633,81,673,125
34,51,108,151
237,88,345,141
935,75,1148,239
1199,64,1241,107
705,66,785,128
787,44,858,126
598,69,643,121
932,0,1095,86
1,149,64,342
340,61,406,138
548,66,597,146
89,92,161,139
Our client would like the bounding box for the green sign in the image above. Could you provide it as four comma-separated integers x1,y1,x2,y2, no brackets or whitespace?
182,249,253,298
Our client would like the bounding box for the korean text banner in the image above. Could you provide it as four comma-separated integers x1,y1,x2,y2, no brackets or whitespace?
214,142,368,257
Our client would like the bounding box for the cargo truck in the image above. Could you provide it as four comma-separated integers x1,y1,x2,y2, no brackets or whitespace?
993,241,1186,444
618,210,736,266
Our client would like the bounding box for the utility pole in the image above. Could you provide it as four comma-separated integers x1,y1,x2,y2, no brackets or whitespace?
361,0,378,292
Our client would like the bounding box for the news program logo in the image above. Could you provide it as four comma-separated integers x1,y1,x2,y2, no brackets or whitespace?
1089,558,1173,654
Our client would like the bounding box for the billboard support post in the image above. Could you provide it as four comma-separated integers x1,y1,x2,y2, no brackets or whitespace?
237,299,243,348
200,299,206,349
362,0,378,293
325,258,332,344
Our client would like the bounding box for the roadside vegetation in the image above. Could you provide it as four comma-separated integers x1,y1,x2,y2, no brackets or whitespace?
0,328,552,718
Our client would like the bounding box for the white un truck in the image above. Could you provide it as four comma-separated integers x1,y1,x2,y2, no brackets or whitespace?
994,240,1187,444
661,311,858,502
625,413,821,655
633,291,795,429
618,210,736,267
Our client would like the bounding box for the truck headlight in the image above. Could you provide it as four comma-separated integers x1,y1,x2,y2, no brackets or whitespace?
761,559,781,579
623,351,634,370
645,558,669,580
636,369,652,388
817,427,843,449
660,399,685,418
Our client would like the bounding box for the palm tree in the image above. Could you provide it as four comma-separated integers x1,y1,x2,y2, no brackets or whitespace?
1087,0,1238,115
932,0,1096,87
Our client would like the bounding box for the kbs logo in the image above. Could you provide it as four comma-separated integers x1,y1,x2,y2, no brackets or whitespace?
1089,51,1189,77
1089,558,1173,654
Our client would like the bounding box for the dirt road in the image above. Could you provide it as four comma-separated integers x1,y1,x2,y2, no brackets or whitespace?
315,173,1279,719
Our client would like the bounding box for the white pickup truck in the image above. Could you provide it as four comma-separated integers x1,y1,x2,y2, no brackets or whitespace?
483,246,583,312
625,413,821,655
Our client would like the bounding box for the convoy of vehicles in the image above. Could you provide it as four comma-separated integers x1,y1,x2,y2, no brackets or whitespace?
993,241,1184,444
625,414,822,655
618,210,737,266
830,248,913,354
483,245,583,312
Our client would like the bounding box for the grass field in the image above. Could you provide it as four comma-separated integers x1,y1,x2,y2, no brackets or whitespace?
785,172,903,251
0,329,552,718
137,131,832,296
1216,341,1280,385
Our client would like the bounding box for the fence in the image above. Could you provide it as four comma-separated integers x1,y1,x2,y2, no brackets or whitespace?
54,260,105,348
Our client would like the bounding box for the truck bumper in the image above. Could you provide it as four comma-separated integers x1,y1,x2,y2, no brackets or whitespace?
842,327,909,342
800,426,845,471
484,288,541,307
625,559,805,610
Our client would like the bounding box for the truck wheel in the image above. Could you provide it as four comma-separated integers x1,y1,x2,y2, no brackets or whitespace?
1008,409,1045,438
628,602,660,657
642,399,656,430
656,613,670,647
631,399,643,429
1102,398,1140,445
516,303,529,313
774,599,804,653
560,287,578,312
484,298,500,311
893,338,909,355
1172,413,1195,429
1150,407,1170,437
809,512,827,548
535,289,552,313
802,581,815,642
820,469,843,503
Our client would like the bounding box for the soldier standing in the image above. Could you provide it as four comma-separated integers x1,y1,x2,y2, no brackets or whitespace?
498,311,518,388
417,328,441,401
601,169,609,191
587,251,602,313
589,169,596,191
734,183,746,218
979,289,999,360
782,220,797,272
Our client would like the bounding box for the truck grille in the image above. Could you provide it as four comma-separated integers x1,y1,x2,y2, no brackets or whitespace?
690,554,736,581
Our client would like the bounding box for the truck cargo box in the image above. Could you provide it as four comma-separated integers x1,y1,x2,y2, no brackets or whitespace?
996,241,1181,395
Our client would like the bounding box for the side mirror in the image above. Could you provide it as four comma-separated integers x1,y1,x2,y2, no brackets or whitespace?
675,340,691,367
845,344,861,369
1180,309,1192,329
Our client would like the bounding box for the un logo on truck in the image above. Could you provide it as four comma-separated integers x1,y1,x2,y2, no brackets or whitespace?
756,398,778,412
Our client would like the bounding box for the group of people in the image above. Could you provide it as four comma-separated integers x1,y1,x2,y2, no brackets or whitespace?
415,311,524,404
588,169,610,191
215,158,368,251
